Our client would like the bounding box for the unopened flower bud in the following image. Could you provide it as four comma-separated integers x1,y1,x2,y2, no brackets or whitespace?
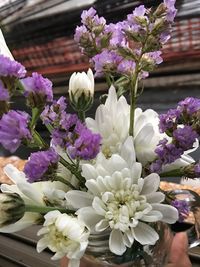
0,29,14,59
154,3,167,18
69,68,94,112
134,16,148,27
0,193,25,227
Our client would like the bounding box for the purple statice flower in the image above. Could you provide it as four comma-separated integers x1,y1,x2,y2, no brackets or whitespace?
81,7,97,24
117,59,136,75
159,108,181,133
150,138,184,173
155,138,184,165
145,51,163,65
0,80,9,101
105,21,127,47
0,55,26,78
171,199,190,223
41,96,67,125
21,72,53,103
164,0,177,22
127,5,148,31
24,148,59,182
92,50,122,77
177,97,200,115
160,31,171,44
0,110,31,153
67,121,101,160
173,126,198,150
74,25,88,43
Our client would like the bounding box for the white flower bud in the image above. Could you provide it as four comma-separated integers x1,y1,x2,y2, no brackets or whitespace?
0,29,14,59
0,193,25,227
68,68,94,111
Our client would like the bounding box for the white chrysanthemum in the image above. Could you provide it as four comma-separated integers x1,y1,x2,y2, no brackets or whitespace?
86,85,130,157
66,137,178,255
37,210,89,267
86,86,197,170
0,164,68,233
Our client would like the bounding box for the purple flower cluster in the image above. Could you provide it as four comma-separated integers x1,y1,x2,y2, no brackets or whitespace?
0,80,9,101
159,108,181,133
67,121,101,160
173,126,198,150
24,148,59,182
93,50,123,77
171,199,190,223
41,98,101,160
75,2,176,79
51,112,101,160
0,110,31,152
0,55,26,78
21,72,53,105
194,162,200,177
41,96,67,126
177,97,200,115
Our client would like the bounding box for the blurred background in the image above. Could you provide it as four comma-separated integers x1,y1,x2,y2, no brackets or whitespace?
0,0,200,159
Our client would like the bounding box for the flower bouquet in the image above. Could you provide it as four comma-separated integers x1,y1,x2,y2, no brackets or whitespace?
0,1,200,267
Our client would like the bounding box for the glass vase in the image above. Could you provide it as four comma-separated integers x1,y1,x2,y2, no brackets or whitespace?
81,222,173,267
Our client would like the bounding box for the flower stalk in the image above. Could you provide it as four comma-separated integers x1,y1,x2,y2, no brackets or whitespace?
25,204,75,215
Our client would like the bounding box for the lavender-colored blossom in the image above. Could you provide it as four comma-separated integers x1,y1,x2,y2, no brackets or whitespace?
117,59,136,75
159,108,181,133
0,80,9,101
67,121,101,160
41,96,67,125
74,25,88,43
164,0,177,22
146,51,163,65
127,5,148,30
21,72,53,102
0,55,26,78
0,110,31,153
24,148,59,182
171,199,190,223
105,22,127,47
92,50,122,77
173,126,198,150
133,5,146,17
177,97,200,115
81,7,96,24
160,31,171,44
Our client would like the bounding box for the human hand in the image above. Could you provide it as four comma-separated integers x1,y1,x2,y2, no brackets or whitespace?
166,232,192,267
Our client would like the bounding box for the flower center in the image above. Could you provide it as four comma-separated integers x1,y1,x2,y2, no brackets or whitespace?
103,185,149,232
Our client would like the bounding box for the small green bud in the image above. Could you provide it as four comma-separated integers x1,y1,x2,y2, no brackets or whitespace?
0,193,25,227
134,16,148,27
154,3,167,18
0,101,9,118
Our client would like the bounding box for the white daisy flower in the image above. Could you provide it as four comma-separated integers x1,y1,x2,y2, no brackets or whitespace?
66,137,178,255
37,210,89,267
86,86,197,170
0,164,68,232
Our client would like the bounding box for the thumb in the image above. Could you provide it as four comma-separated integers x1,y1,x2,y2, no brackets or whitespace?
169,232,189,263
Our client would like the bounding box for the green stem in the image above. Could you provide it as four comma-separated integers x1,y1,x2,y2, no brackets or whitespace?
30,107,42,130
129,67,139,136
55,175,77,190
160,168,183,178
32,130,49,149
25,204,75,214
59,156,85,184
78,110,85,122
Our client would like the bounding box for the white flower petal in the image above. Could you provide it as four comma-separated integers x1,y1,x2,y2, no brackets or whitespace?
82,164,99,181
95,219,109,232
92,197,106,216
146,192,165,203
77,207,103,231
0,213,40,233
109,229,126,255
151,204,178,224
141,210,163,222
140,173,160,195
66,191,93,209
120,136,136,165
132,222,159,245
68,259,80,267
